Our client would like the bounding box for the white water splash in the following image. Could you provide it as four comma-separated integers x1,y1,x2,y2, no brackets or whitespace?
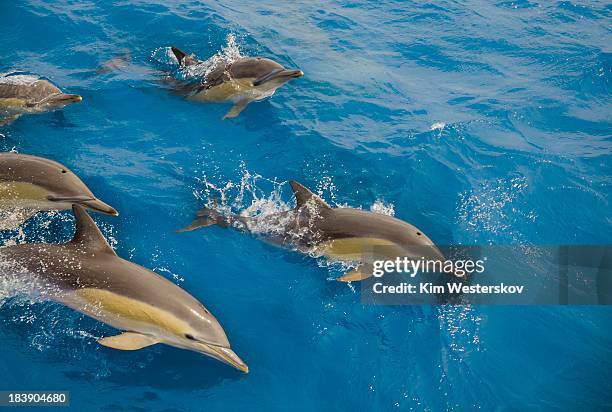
0,209,33,232
437,305,482,356
150,46,177,66
430,122,446,131
370,199,395,216
0,210,71,246
0,256,52,307
194,161,289,234
97,220,119,252
0,73,40,86
184,33,242,79
457,176,535,244
315,175,340,206
151,33,243,82
154,266,184,284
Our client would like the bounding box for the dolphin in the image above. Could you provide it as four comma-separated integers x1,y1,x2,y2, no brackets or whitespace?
179,181,446,281
96,50,132,74
0,153,117,230
0,205,248,372
0,73,82,125
170,46,303,119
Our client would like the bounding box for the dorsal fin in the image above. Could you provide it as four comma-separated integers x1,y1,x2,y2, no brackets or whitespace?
289,180,331,210
171,46,199,67
69,204,116,255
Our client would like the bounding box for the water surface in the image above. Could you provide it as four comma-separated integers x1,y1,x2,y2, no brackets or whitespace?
0,1,611,411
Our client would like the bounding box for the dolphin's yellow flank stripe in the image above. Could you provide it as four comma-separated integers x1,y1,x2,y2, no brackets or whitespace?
317,237,404,260
0,182,50,204
0,98,26,108
190,78,256,102
76,288,190,336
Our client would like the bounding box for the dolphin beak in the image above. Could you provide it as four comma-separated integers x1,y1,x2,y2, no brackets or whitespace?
284,69,304,79
47,93,83,105
252,69,304,86
202,344,249,373
66,94,83,103
47,195,119,216
80,198,119,216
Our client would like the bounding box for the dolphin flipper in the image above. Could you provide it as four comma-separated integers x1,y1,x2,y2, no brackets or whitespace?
337,266,371,282
223,100,249,119
98,332,159,350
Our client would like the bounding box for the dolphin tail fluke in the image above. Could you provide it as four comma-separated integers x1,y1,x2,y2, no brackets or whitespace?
176,207,229,232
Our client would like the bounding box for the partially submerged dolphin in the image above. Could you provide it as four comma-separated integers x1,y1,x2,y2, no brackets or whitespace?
0,205,248,372
96,51,132,74
0,153,117,230
179,181,445,281
0,74,82,125
170,47,303,119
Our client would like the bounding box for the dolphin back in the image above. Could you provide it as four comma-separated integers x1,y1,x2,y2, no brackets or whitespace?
0,78,61,103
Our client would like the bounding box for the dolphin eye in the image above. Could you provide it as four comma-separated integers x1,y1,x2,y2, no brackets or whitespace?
185,334,197,341
61,169,67,174
416,232,422,236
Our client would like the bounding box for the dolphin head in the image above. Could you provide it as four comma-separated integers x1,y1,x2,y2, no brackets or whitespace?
394,220,446,262
251,68,304,87
229,57,303,88
24,80,82,109
143,302,249,373
43,166,117,215
39,92,82,108
170,334,249,373
0,153,117,216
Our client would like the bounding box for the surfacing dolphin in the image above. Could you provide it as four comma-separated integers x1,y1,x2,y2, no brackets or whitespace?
0,205,248,372
169,46,303,119
0,73,82,125
179,181,446,281
0,153,117,230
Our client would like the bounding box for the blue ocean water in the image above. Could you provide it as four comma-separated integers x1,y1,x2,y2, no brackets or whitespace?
1,0,611,410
